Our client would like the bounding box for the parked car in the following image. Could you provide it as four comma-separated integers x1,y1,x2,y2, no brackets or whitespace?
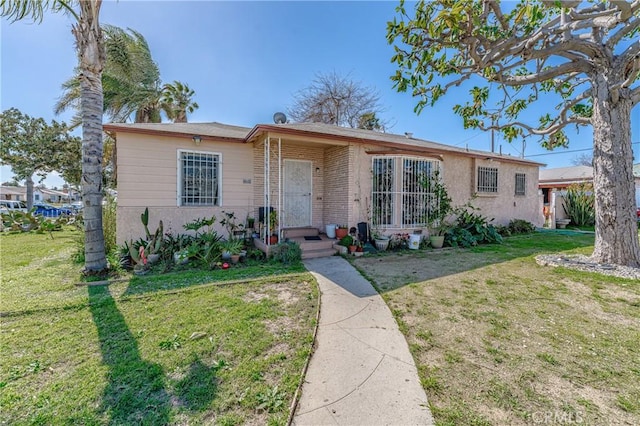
62,202,83,213
0,200,28,213
33,203,74,218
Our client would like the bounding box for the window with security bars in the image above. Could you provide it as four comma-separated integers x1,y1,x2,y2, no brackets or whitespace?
477,166,498,193
179,151,220,206
372,157,439,228
372,158,394,226
515,173,526,196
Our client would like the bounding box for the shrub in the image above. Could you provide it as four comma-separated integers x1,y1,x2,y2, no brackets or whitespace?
447,202,502,247
389,233,410,250
271,241,302,264
102,194,117,255
445,227,477,248
563,183,595,227
445,202,502,247
339,235,354,247
507,219,536,235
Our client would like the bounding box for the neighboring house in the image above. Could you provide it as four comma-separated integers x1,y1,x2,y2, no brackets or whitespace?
0,186,79,204
105,121,544,254
38,187,75,204
0,186,25,201
539,165,593,226
540,164,640,227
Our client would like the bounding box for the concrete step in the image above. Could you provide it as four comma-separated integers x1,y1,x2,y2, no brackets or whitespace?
282,227,319,239
289,236,334,252
301,247,337,259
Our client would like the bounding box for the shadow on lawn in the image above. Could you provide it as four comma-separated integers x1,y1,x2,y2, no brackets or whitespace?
88,286,220,423
88,286,171,424
121,262,306,297
352,232,596,294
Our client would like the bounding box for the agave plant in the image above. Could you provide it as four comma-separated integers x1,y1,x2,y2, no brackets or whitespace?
563,183,595,227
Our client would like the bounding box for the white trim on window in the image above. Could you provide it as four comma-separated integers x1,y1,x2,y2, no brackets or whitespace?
177,149,223,207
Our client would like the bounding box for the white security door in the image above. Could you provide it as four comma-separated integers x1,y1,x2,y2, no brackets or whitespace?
283,160,312,227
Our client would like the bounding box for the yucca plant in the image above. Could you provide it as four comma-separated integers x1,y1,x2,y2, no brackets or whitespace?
563,183,595,227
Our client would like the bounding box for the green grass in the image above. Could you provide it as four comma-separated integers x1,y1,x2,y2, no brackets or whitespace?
353,232,640,426
0,229,318,425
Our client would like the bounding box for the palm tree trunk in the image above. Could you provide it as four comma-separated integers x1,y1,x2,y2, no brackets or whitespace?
74,1,108,273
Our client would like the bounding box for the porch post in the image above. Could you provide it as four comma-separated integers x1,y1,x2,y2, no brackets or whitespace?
277,137,282,240
264,136,270,244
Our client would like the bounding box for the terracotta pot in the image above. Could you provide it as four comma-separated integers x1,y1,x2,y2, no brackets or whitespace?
269,235,279,245
348,244,357,253
335,228,348,239
230,254,241,264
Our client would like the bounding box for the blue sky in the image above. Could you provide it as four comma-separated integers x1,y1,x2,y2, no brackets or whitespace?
1,0,638,188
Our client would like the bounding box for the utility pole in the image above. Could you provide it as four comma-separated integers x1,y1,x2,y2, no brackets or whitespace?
490,114,497,153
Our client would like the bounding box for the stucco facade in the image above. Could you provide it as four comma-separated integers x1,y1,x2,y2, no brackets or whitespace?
107,121,544,244
115,130,255,243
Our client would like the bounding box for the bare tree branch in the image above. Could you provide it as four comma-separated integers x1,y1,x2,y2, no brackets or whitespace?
497,61,586,86
288,71,386,129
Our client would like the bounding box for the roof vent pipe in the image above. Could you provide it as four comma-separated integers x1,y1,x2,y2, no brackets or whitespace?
404,132,413,139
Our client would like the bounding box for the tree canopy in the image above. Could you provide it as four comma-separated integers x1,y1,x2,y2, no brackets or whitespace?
388,0,640,267
55,25,199,125
0,108,81,208
288,71,386,129
161,80,199,123
2,0,109,273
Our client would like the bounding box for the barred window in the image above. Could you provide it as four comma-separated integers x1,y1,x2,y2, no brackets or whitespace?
515,173,526,196
179,151,221,206
372,156,438,228
372,157,395,226
477,166,498,193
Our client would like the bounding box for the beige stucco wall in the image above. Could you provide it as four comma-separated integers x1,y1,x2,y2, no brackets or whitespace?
117,132,543,243
349,144,543,233
117,133,254,244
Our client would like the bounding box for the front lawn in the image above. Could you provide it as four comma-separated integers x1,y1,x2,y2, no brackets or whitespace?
353,232,640,425
0,230,318,425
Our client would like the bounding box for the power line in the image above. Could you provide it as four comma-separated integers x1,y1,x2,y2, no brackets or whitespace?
525,142,640,158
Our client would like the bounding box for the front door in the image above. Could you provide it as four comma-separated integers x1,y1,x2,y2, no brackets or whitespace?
283,159,312,228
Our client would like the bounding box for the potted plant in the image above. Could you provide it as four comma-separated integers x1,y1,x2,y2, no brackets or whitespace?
428,221,450,248
220,211,246,240
371,229,390,251
426,170,452,249
338,235,355,254
335,225,349,239
246,216,255,230
268,210,279,244
220,239,243,263
173,249,189,265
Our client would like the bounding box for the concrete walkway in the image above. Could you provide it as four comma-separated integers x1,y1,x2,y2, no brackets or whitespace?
293,257,434,425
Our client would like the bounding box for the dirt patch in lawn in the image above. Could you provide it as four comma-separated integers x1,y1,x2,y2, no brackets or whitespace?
352,239,640,425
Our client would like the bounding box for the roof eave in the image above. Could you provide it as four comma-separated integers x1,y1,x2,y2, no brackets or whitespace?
246,124,544,167
102,123,246,143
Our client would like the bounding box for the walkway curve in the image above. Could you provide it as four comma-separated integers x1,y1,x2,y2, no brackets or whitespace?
293,257,434,425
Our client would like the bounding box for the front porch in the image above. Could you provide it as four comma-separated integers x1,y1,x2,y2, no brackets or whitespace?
250,131,360,259
254,227,338,259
